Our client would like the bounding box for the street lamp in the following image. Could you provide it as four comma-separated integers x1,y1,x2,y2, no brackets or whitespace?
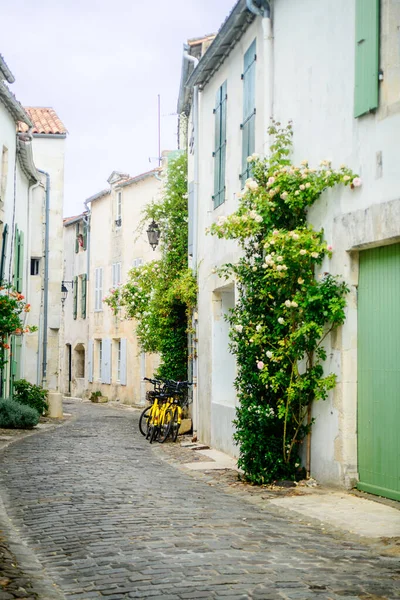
61,281,73,306
146,220,160,251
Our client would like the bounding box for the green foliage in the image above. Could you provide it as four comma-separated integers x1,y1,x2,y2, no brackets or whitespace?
104,153,197,380
0,399,40,429
0,284,36,370
13,379,49,415
210,121,359,484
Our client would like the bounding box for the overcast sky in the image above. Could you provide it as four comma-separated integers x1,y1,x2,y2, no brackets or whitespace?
2,0,235,216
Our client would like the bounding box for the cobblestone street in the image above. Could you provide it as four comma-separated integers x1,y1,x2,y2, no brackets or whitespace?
0,400,399,600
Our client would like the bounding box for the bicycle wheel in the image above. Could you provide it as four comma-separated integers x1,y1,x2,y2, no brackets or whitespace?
139,406,152,437
149,424,159,444
158,409,173,443
171,407,181,442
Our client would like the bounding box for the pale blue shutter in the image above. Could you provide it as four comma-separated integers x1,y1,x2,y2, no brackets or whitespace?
88,340,93,383
241,39,257,185
213,81,227,209
188,181,194,256
103,339,111,384
120,338,127,385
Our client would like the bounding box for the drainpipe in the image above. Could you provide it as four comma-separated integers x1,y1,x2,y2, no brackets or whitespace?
183,46,200,435
38,169,50,388
246,0,273,152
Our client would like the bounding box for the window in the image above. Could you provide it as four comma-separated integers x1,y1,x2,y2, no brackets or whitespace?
0,147,9,201
30,258,40,276
213,81,227,209
241,39,257,186
115,191,122,226
132,257,143,268
354,0,380,117
94,267,103,311
112,262,121,287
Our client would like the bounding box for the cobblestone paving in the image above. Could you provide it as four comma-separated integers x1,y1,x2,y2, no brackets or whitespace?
0,400,399,600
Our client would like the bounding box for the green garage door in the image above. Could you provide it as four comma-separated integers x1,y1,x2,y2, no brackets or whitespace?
358,244,400,501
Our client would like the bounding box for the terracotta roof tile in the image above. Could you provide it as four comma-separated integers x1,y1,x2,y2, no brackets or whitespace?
18,107,67,135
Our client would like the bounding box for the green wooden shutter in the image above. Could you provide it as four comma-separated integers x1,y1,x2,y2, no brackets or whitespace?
81,274,87,319
0,224,8,283
17,230,24,293
83,222,87,250
241,40,257,185
13,226,22,291
73,276,78,319
75,223,79,253
212,81,227,209
354,0,380,118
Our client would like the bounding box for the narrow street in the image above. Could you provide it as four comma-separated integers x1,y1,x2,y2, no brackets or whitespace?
0,401,399,600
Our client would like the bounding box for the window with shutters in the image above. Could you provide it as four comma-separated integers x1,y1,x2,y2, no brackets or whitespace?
73,276,78,320
354,0,380,118
82,221,88,250
241,39,257,186
132,257,143,268
119,338,127,386
112,262,121,287
115,191,122,227
94,267,103,311
213,81,227,209
81,273,87,319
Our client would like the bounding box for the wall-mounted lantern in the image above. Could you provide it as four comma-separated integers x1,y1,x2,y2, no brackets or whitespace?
146,220,160,251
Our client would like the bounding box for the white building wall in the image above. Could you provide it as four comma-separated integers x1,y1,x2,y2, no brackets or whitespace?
194,19,267,451
24,136,65,392
194,0,400,486
87,175,161,404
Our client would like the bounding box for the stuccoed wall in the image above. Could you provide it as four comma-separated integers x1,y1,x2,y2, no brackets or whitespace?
195,18,267,450
194,0,400,486
88,175,161,405
273,0,400,485
25,136,65,392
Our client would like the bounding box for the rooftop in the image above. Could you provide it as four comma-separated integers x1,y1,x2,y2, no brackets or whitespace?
18,107,67,135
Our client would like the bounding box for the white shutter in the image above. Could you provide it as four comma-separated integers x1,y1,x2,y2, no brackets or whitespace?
88,340,93,383
102,339,111,384
120,338,127,385
117,262,121,284
99,267,103,310
112,263,116,287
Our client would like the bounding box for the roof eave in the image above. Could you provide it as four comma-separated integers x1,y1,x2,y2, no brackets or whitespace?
117,170,160,189
17,139,40,184
0,55,15,84
186,0,255,90
0,80,32,126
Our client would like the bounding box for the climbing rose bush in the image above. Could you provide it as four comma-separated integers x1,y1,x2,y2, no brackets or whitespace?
209,121,359,484
0,284,36,370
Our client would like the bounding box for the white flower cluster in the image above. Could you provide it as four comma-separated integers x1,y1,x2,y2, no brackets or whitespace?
246,153,260,163
245,178,259,191
284,299,298,308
